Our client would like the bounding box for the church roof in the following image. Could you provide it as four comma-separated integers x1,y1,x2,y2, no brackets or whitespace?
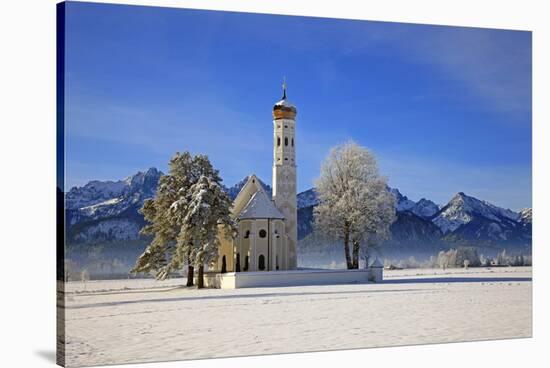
272,79,297,119
237,189,285,220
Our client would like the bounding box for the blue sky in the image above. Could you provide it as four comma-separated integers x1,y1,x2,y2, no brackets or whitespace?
64,2,532,210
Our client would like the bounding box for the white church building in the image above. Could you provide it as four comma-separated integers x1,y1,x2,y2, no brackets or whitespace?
216,82,298,273
209,82,383,288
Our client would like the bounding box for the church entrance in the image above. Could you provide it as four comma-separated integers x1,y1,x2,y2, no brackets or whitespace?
258,254,266,271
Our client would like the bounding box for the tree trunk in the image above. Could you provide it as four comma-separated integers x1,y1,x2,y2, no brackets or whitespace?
186,250,194,287
197,264,204,289
343,226,353,269
186,265,194,287
351,240,360,269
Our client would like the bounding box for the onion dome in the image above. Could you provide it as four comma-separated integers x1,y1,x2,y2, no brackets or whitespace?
273,78,297,120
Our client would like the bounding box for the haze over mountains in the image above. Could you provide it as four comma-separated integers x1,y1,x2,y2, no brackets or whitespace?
64,168,532,276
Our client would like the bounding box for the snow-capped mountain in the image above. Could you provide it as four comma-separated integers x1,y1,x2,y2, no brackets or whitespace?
432,192,519,234
390,188,416,212
517,208,532,240
66,168,161,211
66,168,162,241
297,188,319,209
518,208,532,224
390,188,439,219
429,192,531,250
412,198,440,219
65,169,532,261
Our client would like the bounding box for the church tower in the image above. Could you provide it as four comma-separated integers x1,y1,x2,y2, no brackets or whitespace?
272,79,297,269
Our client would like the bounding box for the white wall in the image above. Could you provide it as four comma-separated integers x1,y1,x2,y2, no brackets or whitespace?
218,269,373,289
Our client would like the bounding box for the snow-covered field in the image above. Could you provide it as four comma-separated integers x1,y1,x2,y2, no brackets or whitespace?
61,267,532,367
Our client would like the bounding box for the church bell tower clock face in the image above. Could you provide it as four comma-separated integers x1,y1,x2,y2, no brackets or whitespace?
272,79,298,269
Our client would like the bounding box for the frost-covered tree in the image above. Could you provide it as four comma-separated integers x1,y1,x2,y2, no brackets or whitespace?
314,141,396,269
456,246,481,267
496,249,508,266
438,250,450,270
132,152,234,287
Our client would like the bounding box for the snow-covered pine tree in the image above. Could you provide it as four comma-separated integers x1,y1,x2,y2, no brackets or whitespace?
175,175,234,288
132,152,234,287
314,141,396,269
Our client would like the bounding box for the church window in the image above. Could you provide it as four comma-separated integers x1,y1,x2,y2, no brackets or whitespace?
292,138,294,146
285,137,288,146
259,229,267,238
258,255,266,271
244,230,250,239
244,255,249,271
277,137,281,146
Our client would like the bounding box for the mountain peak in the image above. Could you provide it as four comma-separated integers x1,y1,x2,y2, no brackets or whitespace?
433,192,519,234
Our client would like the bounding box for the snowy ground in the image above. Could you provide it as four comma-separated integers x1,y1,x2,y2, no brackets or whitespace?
61,267,532,367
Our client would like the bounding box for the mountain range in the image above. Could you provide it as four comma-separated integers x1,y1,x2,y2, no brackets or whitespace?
64,168,532,272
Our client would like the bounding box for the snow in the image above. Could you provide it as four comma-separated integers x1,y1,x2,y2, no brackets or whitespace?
390,188,416,211
411,198,439,218
432,192,520,234
297,188,319,209
65,180,127,210
62,267,531,367
519,208,532,224
238,190,285,219
274,98,296,108
80,197,123,216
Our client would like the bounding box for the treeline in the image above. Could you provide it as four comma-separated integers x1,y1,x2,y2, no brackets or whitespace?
384,247,532,269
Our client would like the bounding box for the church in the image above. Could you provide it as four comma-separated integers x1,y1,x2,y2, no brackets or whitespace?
216,82,298,272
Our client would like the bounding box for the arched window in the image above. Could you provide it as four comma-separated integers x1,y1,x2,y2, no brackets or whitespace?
277,137,281,146
244,230,250,239
285,137,288,146
258,255,266,271
244,255,249,271
292,138,294,146
259,229,267,238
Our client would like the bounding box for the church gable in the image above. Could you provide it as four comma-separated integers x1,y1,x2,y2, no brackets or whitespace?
231,175,267,218
238,190,285,220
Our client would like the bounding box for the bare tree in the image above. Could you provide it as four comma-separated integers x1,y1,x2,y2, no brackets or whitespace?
314,141,396,269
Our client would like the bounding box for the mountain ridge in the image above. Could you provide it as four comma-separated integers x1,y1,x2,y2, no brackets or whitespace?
65,169,532,257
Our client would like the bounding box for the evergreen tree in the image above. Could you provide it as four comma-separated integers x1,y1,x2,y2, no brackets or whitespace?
132,152,234,287
175,175,234,288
